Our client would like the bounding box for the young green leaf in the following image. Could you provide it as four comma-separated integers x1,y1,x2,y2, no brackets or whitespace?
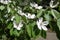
51,9,60,19
26,24,32,37
10,28,14,36
37,9,44,18
15,14,21,24
26,22,36,37
44,12,52,21
7,22,12,29
13,30,20,37
22,16,27,23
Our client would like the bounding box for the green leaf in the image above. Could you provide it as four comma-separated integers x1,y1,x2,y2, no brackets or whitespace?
51,9,60,19
57,18,60,30
44,11,52,21
17,0,29,6
2,35,7,40
7,22,12,29
36,0,42,4
15,14,21,24
13,30,20,37
26,24,32,37
0,6,5,10
22,16,27,23
41,30,46,38
10,28,14,36
10,28,21,36
31,22,36,37
7,5,11,13
37,9,44,18
10,8,16,15
26,22,36,37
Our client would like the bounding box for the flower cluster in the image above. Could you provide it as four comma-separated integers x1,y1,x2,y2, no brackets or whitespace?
0,0,11,4
30,3,43,9
10,9,49,31
18,10,36,19
25,13,36,19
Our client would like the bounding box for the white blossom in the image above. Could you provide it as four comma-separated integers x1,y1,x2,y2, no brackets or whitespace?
25,13,36,19
13,21,23,30
18,10,26,16
30,3,43,9
30,3,38,7
50,0,59,8
37,17,48,31
35,6,42,9
18,10,36,19
11,16,15,21
0,0,11,4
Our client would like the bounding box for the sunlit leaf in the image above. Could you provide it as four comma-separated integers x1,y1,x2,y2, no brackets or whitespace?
44,11,52,21
10,28,14,36
15,14,21,24
13,30,20,37
0,6,5,10
26,24,32,37
37,9,44,18
26,22,36,37
51,9,60,19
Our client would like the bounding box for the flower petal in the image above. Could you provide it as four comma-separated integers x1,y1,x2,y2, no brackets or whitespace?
18,22,23,28
35,6,42,9
37,21,42,30
16,27,21,30
30,14,35,19
39,17,43,24
37,25,42,30
18,10,26,16
11,16,15,21
13,21,17,28
25,13,35,19
30,3,38,7
0,0,11,4
42,25,48,31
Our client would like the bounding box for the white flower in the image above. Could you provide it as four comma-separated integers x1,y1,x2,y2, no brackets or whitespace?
18,10,26,16
25,13,36,19
37,17,48,31
13,21,23,30
35,6,42,9
11,16,15,21
0,0,11,4
18,10,35,19
50,0,59,8
18,10,36,19
30,3,43,9
30,3,38,7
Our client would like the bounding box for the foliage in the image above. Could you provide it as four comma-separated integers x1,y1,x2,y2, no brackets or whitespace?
0,0,60,40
